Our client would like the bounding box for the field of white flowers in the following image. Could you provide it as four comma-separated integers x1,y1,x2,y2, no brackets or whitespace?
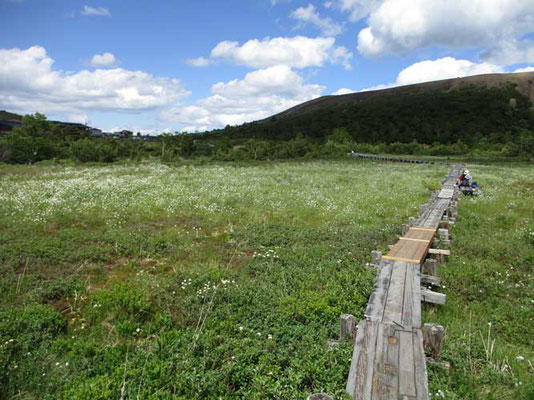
0,160,531,399
0,161,441,228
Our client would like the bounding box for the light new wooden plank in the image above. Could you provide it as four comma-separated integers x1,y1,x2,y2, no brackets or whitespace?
428,249,451,255
382,255,420,263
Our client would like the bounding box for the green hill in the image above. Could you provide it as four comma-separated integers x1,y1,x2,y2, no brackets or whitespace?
208,72,534,145
0,110,23,121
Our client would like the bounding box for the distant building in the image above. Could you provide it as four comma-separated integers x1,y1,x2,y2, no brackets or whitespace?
89,128,103,137
0,120,22,134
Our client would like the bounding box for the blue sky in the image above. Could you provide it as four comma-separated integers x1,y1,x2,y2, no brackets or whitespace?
0,0,533,133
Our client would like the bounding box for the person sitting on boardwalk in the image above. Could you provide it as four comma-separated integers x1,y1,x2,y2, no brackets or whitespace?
458,169,470,187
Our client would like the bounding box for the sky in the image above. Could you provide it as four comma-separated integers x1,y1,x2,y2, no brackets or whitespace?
0,0,533,134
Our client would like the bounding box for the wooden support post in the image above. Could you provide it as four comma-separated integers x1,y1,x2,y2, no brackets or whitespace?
307,394,334,400
438,228,450,245
340,314,356,341
409,217,415,227
371,250,382,265
402,223,410,235
422,259,438,276
421,274,441,287
423,323,445,359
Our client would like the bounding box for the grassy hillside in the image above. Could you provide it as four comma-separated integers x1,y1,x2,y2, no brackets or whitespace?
0,110,22,121
205,73,534,146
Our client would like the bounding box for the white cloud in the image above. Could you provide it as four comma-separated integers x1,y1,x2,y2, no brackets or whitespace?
210,36,353,70
396,57,503,85
185,57,212,67
81,5,111,17
290,4,343,36
357,0,534,64
514,66,534,73
332,88,355,95
337,0,381,22
160,65,325,131
89,52,116,67
481,39,534,65
0,46,190,117
361,57,503,91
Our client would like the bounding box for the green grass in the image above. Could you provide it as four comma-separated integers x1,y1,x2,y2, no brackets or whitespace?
0,159,531,399
0,160,443,399
424,163,533,400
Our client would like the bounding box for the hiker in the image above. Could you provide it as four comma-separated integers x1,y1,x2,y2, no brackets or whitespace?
458,169,471,187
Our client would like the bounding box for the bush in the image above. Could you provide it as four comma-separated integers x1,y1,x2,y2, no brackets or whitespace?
70,138,117,162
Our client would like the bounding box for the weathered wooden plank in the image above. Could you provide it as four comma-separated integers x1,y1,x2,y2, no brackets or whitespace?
365,261,394,321
411,265,422,328
399,330,417,398
413,329,430,400
347,320,380,400
346,320,368,396
401,264,414,327
382,262,407,325
371,323,398,399
420,288,446,305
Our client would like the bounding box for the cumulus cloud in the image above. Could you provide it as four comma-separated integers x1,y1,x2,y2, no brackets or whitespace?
210,36,352,69
185,57,212,67
332,88,355,95
361,57,503,91
89,52,116,67
0,46,190,117
290,4,343,36
481,39,534,65
81,5,111,17
514,66,534,73
337,0,381,22
357,0,534,64
160,65,325,131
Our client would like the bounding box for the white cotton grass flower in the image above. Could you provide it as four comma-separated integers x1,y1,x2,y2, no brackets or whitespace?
516,355,524,362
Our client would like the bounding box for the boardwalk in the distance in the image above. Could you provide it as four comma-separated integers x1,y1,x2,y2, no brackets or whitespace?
346,165,463,399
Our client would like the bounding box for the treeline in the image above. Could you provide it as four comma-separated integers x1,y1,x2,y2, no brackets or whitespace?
0,113,532,165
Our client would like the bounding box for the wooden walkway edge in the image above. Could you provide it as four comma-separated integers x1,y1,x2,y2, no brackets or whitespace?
345,164,463,400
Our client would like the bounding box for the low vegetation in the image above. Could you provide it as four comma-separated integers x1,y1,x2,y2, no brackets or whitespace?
1,159,531,399
0,160,443,399
424,163,533,399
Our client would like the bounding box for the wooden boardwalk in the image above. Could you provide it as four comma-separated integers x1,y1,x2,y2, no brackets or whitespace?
350,152,435,165
346,165,463,400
